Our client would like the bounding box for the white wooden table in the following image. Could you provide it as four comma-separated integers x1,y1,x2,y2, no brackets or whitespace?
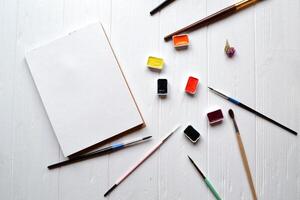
1,0,299,199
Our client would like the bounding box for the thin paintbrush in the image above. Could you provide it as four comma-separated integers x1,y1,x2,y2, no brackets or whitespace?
208,87,297,136
48,136,152,169
164,0,263,41
187,155,222,200
104,125,181,197
229,109,257,200
150,0,176,16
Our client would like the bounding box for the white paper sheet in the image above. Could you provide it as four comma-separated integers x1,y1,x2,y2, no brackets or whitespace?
26,23,144,157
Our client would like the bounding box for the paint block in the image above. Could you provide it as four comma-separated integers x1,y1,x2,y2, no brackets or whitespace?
147,56,164,70
185,76,199,94
173,34,189,49
184,125,200,143
157,79,168,96
207,109,224,125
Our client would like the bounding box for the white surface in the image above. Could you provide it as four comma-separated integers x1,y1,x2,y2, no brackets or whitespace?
0,0,299,199
26,23,143,156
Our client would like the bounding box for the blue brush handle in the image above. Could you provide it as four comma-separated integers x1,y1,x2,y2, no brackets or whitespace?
228,97,240,105
111,143,124,150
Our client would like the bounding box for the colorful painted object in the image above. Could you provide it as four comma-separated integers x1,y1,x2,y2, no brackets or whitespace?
157,79,168,96
172,34,189,49
104,126,181,197
147,56,164,70
185,76,199,94
187,156,222,200
224,40,235,57
207,109,224,125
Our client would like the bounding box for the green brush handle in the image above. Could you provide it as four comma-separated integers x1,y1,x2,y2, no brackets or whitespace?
204,178,222,200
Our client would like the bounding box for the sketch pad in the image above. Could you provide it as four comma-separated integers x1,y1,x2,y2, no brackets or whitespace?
26,23,144,157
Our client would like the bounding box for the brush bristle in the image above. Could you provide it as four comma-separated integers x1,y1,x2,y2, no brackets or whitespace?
228,109,234,119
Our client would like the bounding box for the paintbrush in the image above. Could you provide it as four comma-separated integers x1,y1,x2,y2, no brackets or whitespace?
48,136,152,169
187,155,222,200
208,87,297,136
104,125,181,197
164,0,264,41
150,0,176,16
229,109,257,200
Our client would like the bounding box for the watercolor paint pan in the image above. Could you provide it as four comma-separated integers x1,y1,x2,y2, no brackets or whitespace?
147,56,164,71
207,109,224,126
172,34,189,49
157,79,168,96
184,125,200,143
185,76,199,95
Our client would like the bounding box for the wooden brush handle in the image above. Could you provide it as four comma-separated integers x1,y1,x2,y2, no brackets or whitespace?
164,4,236,41
236,133,257,200
236,0,259,10
164,0,263,41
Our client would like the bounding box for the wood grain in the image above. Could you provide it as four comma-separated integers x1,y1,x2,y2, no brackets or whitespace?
0,0,299,199
236,133,257,200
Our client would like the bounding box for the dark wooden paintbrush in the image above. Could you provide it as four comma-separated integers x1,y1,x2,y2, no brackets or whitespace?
208,87,297,136
164,0,264,41
48,136,152,169
150,0,176,16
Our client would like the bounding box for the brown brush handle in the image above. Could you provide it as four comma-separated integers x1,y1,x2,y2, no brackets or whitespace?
164,4,236,41
236,0,259,10
236,133,257,200
164,0,262,41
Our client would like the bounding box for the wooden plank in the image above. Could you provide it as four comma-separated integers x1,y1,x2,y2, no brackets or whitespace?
207,0,257,199
158,0,209,199
0,0,18,199
0,0,299,199
255,0,300,199
63,0,102,30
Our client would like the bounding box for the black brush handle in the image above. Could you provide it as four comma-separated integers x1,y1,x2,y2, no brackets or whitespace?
150,0,176,16
48,146,114,169
237,102,297,136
